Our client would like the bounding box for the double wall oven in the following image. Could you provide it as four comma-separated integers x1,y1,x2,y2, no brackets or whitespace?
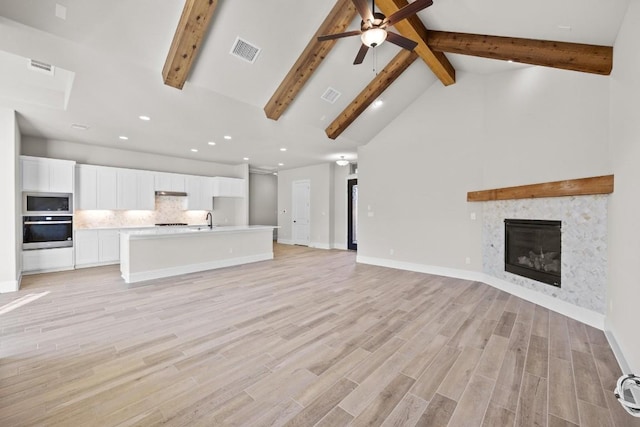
22,192,73,250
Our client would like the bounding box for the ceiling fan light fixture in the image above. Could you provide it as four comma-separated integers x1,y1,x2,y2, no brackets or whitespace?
361,28,387,48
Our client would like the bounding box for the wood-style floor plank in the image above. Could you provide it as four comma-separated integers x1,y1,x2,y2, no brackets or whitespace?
0,244,633,426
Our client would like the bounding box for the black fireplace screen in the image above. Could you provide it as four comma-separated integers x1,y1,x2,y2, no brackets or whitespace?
504,219,561,287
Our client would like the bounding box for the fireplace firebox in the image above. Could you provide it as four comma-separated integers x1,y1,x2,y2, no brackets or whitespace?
504,219,561,287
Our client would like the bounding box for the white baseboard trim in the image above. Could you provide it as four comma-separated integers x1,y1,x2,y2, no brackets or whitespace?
0,278,19,293
357,255,605,330
332,243,348,250
277,239,294,245
22,266,75,276
309,242,331,250
122,252,273,284
75,260,120,269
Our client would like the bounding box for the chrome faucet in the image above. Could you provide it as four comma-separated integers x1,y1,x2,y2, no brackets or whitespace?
206,212,213,229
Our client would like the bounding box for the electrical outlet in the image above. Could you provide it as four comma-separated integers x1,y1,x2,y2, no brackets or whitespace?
465,257,471,265
390,248,394,256
229,248,233,254
470,212,476,220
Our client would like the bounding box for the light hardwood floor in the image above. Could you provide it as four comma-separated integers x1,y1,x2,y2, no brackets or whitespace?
1,244,638,426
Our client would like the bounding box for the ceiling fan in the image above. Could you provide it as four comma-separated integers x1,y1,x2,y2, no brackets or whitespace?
317,0,433,64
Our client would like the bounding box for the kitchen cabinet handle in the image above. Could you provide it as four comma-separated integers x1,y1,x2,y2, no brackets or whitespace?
24,221,72,225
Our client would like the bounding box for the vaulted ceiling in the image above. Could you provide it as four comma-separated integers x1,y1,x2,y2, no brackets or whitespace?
0,0,630,171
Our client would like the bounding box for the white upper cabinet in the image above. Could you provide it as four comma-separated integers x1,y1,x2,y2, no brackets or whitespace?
186,176,213,210
21,156,75,193
154,172,185,192
137,171,155,210
211,177,245,197
76,165,154,210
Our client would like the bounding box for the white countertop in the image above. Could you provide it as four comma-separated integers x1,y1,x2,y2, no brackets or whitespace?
119,225,278,239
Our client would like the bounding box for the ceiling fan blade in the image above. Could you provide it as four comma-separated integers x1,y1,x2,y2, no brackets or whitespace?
386,31,418,51
317,30,362,42
351,0,373,22
386,0,433,26
353,44,370,64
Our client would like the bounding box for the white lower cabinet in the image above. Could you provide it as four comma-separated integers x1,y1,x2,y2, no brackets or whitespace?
75,229,120,267
22,248,74,273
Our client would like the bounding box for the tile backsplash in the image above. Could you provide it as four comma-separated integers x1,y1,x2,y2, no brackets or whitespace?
75,196,209,229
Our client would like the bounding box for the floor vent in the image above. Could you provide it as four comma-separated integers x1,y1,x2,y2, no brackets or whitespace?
230,37,261,64
321,87,341,104
28,59,55,75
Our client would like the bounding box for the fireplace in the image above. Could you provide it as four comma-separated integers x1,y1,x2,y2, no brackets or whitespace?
504,219,561,287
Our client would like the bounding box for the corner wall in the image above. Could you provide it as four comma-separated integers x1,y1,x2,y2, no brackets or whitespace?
277,163,334,248
0,108,21,292
608,0,640,373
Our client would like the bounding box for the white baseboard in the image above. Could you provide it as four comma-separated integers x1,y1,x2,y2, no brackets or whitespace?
357,255,605,330
122,252,273,284
277,239,294,245
0,279,19,293
332,243,348,250
75,260,119,269
309,242,331,250
22,266,75,276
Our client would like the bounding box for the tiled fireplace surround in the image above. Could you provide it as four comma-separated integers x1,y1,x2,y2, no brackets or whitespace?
482,194,608,315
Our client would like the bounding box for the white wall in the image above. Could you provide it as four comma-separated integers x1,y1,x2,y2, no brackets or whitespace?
358,68,610,272
249,173,278,226
277,163,334,248
608,0,640,373
0,108,21,292
22,137,243,178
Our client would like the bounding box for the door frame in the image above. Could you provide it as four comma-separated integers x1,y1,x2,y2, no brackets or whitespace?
347,178,357,251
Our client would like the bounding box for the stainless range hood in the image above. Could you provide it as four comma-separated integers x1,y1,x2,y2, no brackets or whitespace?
155,191,187,197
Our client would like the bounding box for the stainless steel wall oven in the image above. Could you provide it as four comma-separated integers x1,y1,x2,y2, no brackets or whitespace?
23,215,73,250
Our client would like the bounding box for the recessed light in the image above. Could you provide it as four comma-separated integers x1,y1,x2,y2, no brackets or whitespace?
71,124,89,130
372,99,383,108
280,148,287,152
278,163,284,166
208,141,216,146
139,115,151,121
119,136,129,140
191,148,198,153
224,135,232,140
273,172,278,176
243,157,249,161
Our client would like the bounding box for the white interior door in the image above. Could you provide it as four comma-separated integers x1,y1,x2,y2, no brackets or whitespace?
292,180,310,246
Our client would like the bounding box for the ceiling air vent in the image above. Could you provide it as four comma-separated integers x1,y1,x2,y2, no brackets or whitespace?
321,87,341,104
28,59,55,76
230,37,261,64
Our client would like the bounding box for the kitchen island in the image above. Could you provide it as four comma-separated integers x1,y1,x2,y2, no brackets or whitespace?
119,226,277,283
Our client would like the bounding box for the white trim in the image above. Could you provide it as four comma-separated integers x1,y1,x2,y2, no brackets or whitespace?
332,243,348,250
604,319,636,374
309,242,331,250
0,279,19,293
122,252,273,284
22,266,75,276
75,260,119,269
357,255,605,330
277,238,294,245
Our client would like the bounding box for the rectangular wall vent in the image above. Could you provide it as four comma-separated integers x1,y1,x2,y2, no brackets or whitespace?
321,87,341,104
28,59,55,75
230,37,261,64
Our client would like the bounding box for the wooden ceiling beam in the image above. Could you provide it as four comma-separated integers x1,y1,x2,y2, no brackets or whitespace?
426,31,613,75
326,49,419,140
162,0,219,90
264,0,358,120
375,0,456,86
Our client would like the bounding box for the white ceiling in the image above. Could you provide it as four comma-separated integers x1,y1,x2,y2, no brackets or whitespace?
0,0,630,171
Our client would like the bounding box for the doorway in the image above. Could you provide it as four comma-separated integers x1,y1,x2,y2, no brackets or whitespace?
292,180,310,246
348,179,358,251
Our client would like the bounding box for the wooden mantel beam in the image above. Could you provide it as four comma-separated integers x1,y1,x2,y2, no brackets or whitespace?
376,0,456,86
264,0,358,121
427,31,613,75
162,0,219,90
326,49,418,140
467,175,614,202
